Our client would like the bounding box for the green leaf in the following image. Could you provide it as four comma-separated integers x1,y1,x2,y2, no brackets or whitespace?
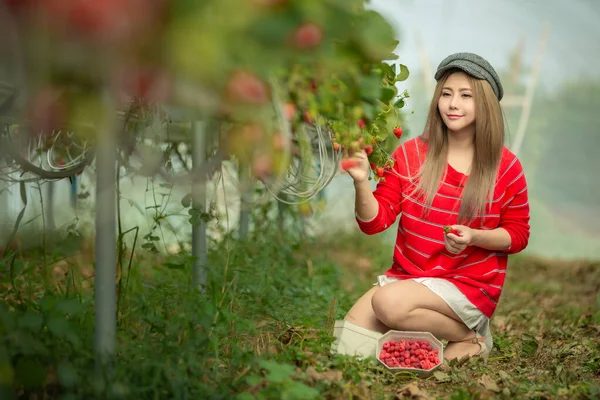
521,333,539,356
380,63,396,81
360,74,382,101
259,360,294,384
0,305,15,332
55,298,84,317
396,64,410,82
57,361,78,388
394,98,405,108
284,380,320,400
237,393,256,400
47,316,72,338
181,194,192,208
380,87,396,104
0,363,14,386
245,375,261,386
12,332,49,356
189,216,201,226
433,371,452,382
18,311,43,332
15,358,46,388
39,296,57,313
355,11,399,61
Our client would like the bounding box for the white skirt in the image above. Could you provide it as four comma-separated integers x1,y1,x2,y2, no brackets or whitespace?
375,275,493,352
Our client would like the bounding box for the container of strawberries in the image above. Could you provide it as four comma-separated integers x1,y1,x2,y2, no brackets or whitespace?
376,331,444,378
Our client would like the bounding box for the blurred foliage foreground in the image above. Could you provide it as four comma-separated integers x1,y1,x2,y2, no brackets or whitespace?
0,203,599,399
1,0,411,187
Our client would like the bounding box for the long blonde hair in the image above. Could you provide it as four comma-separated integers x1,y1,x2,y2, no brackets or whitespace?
415,68,504,224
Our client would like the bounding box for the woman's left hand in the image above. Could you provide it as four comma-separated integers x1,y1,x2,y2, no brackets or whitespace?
444,225,476,254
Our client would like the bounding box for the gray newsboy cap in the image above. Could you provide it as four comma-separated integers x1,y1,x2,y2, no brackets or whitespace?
434,52,504,101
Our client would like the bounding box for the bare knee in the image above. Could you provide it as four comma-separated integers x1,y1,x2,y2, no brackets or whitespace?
371,287,410,327
343,287,389,333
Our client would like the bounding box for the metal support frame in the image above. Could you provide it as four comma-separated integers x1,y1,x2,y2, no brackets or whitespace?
45,181,55,230
191,120,207,291
238,164,251,239
94,110,117,375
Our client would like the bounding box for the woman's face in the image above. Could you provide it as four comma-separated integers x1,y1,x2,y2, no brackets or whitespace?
437,71,476,134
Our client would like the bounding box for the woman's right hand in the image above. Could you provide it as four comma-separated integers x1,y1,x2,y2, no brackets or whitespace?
344,150,370,184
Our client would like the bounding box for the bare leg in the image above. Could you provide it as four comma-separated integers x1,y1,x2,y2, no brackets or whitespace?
344,286,390,333
370,280,481,360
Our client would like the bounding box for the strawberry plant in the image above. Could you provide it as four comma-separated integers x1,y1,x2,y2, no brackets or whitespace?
3,0,410,188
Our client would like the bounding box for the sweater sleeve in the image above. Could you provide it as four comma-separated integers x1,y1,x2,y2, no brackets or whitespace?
355,149,404,235
499,159,531,254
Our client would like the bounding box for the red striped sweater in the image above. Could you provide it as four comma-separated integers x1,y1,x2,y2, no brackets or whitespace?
356,136,530,318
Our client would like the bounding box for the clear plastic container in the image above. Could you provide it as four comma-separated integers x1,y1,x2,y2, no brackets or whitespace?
376,330,444,378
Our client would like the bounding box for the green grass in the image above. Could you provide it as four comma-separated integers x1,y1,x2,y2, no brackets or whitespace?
1,222,599,399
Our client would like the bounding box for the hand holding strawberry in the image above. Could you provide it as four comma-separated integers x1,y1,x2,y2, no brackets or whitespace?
340,150,369,183
443,225,474,254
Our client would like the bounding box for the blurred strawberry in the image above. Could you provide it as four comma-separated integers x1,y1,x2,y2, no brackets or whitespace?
292,22,323,50
112,64,172,105
253,153,273,180
41,0,162,44
283,103,297,122
226,70,270,105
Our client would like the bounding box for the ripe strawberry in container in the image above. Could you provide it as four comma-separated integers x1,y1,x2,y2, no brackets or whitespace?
376,330,444,378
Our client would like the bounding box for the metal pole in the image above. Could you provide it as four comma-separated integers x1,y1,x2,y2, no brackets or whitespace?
70,175,78,208
94,107,117,375
238,164,250,239
191,120,207,291
45,181,55,230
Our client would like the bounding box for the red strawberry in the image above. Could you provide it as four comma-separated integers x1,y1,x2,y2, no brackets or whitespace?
393,127,403,139
443,226,460,235
333,142,341,151
376,167,384,177
358,119,366,129
363,144,373,156
370,163,376,170
340,159,359,171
